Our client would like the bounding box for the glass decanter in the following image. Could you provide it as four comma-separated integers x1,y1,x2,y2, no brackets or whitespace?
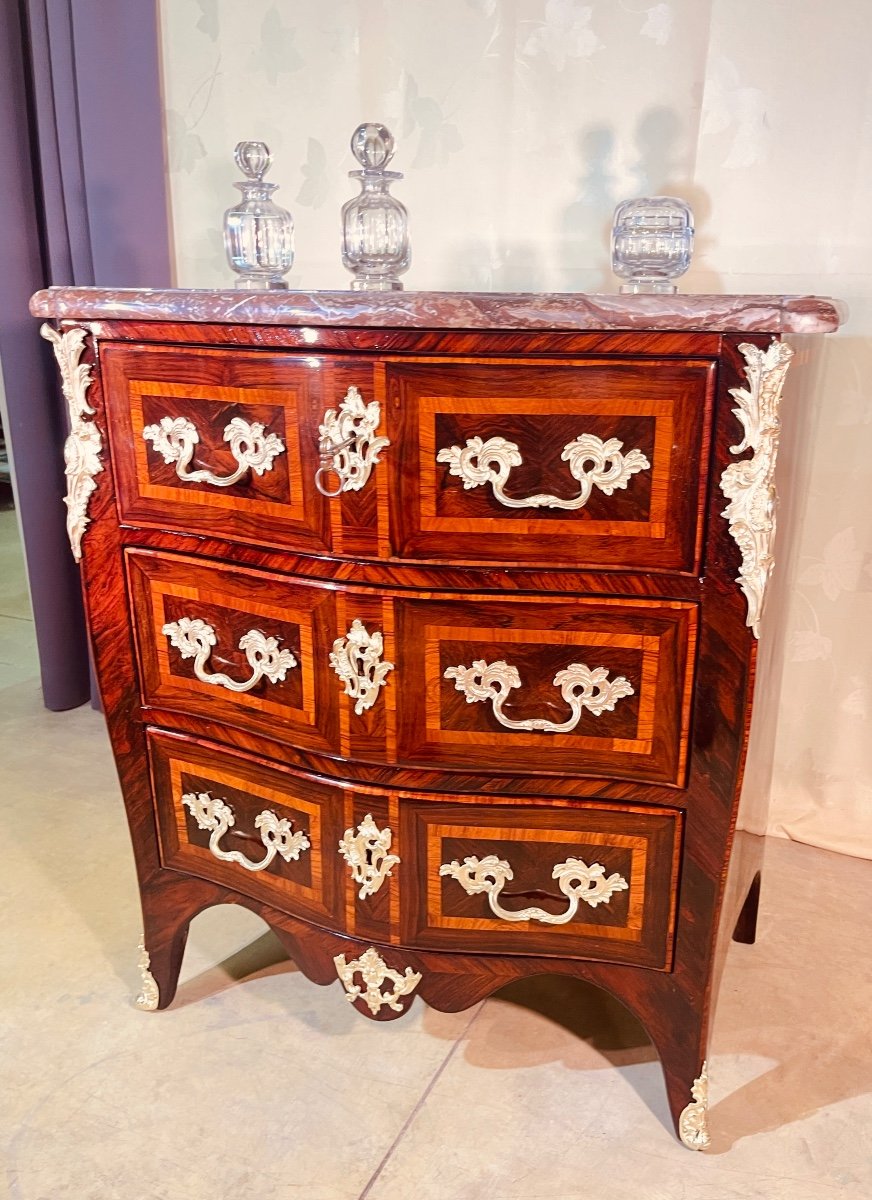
611,196,694,294
341,123,410,291
224,141,294,290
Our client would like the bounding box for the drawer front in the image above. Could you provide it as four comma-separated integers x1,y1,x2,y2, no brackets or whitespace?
386,358,715,572
149,728,680,969
128,550,342,757
128,551,695,786
394,594,697,787
399,799,681,968
103,344,382,554
149,729,346,928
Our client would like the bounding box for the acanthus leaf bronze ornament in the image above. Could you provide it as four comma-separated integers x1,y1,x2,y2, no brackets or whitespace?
333,946,421,1015
135,938,160,1011
41,323,102,561
720,339,793,637
338,814,400,899
330,619,394,714
678,1061,711,1150
314,386,389,497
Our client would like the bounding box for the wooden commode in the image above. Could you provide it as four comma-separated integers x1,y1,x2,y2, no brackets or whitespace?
31,286,843,1148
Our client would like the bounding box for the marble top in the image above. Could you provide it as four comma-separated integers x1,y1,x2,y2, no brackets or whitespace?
30,287,846,334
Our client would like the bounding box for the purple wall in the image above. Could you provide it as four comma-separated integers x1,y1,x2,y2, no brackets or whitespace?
0,1,171,710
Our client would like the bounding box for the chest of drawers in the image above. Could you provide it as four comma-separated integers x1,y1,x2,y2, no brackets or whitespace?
31,287,842,1149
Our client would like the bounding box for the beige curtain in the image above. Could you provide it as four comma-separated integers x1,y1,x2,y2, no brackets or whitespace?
158,0,872,859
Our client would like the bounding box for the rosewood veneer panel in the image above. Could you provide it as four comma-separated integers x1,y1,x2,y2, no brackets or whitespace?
386,357,715,572
395,592,698,786
150,728,346,931
103,343,380,555
127,549,341,758
400,798,682,968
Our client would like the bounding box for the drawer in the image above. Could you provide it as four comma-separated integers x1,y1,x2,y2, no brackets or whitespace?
104,345,713,573
399,798,681,968
128,550,696,787
395,593,697,787
149,728,346,929
149,727,681,969
385,357,715,572
102,343,382,554
128,550,342,758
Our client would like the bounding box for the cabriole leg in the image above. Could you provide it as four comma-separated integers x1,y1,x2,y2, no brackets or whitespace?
136,902,191,1011
649,1016,711,1150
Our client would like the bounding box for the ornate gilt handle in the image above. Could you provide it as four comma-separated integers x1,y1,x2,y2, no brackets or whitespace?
437,433,650,510
143,415,285,487
314,386,389,497
182,790,310,873
444,658,633,733
439,854,629,925
330,619,394,714
163,616,297,694
339,814,400,899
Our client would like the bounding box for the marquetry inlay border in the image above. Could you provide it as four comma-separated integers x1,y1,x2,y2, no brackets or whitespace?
129,378,305,521
163,756,330,916
374,361,391,560
427,823,650,942
420,394,673,538
151,580,317,726
427,624,660,754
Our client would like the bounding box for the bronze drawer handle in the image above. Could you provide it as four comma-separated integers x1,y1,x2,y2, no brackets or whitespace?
439,854,629,925
182,790,310,873
437,433,650,510
444,658,633,732
162,617,297,694
315,386,389,497
143,415,285,487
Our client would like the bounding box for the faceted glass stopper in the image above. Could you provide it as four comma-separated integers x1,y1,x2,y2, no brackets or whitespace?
350,124,395,171
611,196,694,294
234,140,272,180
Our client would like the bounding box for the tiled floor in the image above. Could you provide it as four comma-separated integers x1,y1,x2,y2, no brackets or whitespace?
1,506,870,1199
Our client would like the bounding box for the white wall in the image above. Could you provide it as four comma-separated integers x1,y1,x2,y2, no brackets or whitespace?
159,0,872,856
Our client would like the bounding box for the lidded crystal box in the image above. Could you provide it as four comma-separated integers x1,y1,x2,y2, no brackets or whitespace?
611,196,694,294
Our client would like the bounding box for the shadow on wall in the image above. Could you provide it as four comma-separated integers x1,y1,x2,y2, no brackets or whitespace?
439,106,721,295
559,106,719,294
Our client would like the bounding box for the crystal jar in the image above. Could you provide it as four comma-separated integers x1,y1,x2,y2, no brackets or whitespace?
611,196,694,294
341,123,410,291
223,141,294,290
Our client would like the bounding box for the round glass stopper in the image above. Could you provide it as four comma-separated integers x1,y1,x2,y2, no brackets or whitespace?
234,141,272,181
350,124,395,170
